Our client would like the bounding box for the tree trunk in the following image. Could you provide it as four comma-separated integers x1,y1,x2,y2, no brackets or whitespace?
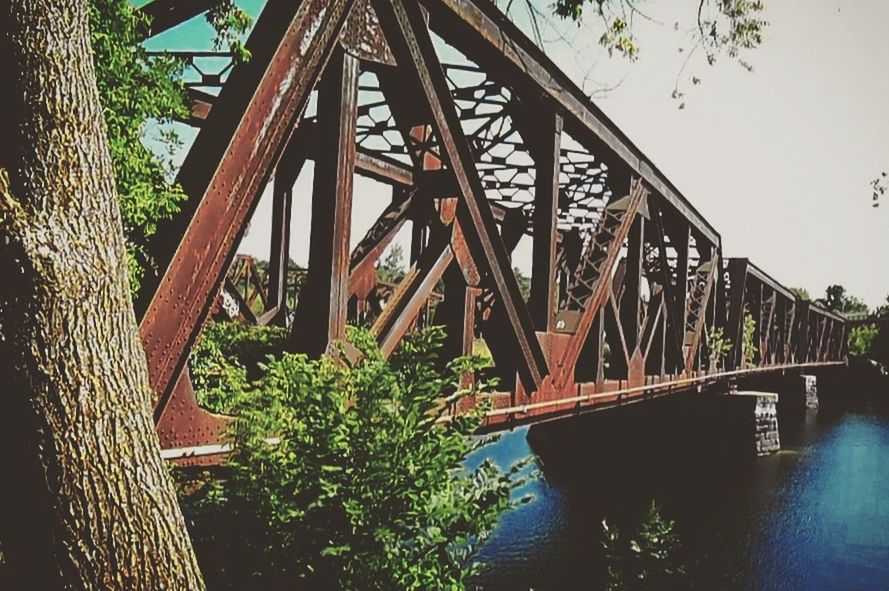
0,0,205,588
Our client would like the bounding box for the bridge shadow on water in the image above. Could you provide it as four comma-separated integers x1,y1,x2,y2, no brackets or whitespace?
472,365,889,591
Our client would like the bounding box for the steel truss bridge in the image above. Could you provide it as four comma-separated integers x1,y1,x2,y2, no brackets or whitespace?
136,0,847,463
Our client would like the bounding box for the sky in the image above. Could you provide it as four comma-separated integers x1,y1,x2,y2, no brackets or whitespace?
145,0,889,308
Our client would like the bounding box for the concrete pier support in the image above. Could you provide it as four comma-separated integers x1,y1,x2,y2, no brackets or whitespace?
724,391,781,456
802,374,818,409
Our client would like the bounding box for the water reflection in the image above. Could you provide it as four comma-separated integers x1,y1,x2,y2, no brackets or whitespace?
472,394,889,590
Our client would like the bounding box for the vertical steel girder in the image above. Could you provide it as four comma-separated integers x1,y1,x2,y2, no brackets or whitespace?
621,216,645,355
288,49,360,357
265,134,308,327
529,110,562,333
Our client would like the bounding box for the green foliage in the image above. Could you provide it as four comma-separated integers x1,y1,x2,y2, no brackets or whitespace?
847,325,879,359
790,287,811,301
741,312,757,368
552,0,766,66
872,324,889,368
90,0,251,295
861,296,889,367
189,321,287,414
376,244,407,285
601,501,686,591
89,0,189,294
877,296,889,319
193,326,517,590
206,0,253,61
706,327,732,369
818,284,868,315
513,266,531,301
872,171,886,207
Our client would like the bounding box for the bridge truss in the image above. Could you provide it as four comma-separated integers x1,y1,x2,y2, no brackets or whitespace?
136,0,847,462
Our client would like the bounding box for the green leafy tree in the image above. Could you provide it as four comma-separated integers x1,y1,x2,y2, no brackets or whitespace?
601,501,687,591
376,243,407,285
90,0,188,294
514,266,531,301
90,0,250,294
186,325,520,590
868,294,889,367
818,284,868,315
847,325,879,359
876,295,889,319
190,321,287,413
790,287,811,301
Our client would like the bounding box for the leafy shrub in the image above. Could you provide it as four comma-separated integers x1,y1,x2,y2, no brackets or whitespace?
847,325,879,359
742,312,758,368
189,321,287,414
602,501,686,591
707,327,733,369
187,325,516,590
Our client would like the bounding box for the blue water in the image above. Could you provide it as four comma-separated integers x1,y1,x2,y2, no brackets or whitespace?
471,399,889,590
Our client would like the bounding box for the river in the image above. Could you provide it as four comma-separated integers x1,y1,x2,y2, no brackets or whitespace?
470,385,889,590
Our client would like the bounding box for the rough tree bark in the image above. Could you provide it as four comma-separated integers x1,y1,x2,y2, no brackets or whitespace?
0,0,205,588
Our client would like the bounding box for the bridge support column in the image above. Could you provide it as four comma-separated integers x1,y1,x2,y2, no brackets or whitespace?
720,391,781,456
771,373,819,411
802,374,819,409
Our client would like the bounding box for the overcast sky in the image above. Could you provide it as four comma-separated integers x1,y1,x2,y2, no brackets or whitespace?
147,0,889,308
534,0,889,307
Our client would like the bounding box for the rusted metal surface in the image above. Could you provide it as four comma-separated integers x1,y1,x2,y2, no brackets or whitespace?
139,0,356,410
550,178,647,393
342,0,396,65
372,0,550,391
155,369,231,467
420,0,720,246
288,49,360,357
141,0,848,460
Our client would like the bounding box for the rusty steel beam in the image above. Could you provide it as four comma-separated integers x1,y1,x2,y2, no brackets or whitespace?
551,179,647,391
139,0,356,406
620,216,645,354
355,150,415,186
649,200,685,373
421,0,720,246
266,134,308,327
529,110,562,332
435,262,479,366
371,234,454,357
289,49,360,357
372,0,549,390
349,188,414,294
